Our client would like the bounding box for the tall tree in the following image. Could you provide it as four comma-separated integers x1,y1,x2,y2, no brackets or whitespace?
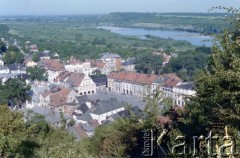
26,66,48,81
32,53,40,62
0,40,7,53
135,53,164,74
0,78,31,108
3,51,24,64
177,9,240,155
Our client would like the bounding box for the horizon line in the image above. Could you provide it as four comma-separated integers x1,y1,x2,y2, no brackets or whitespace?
0,11,229,17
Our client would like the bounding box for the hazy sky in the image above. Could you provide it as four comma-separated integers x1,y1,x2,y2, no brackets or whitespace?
0,0,239,15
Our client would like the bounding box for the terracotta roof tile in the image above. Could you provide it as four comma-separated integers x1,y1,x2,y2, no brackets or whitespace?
96,61,105,68
40,87,73,107
116,71,126,81
108,71,182,86
40,59,65,71
108,72,119,79
66,73,85,87
55,71,70,82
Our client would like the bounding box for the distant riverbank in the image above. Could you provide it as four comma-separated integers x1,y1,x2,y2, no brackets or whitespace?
97,26,213,47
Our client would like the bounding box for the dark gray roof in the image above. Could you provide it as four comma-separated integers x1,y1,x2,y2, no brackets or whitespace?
17,74,29,80
7,63,25,71
92,98,124,115
76,110,93,122
101,119,114,125
111,106,142,120
82,124,94,132
111,110,130,120
91,76,107,86
39,52,50,58
100,52,121,59
77,103,90,114
177,82,194,90
76,95,91,105
65,102,79,106
0,66,8,70
122,58,135,66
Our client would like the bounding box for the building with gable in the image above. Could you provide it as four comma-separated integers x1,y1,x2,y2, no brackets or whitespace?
91,52,122,75
65,57,97,75
39,86,78,110
38,59,65,82
173,82,196,106
108,71,183,100
55,71,97,95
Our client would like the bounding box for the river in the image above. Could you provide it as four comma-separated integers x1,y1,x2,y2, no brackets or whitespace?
98,26,213,47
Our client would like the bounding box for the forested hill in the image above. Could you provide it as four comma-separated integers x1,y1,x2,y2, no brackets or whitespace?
98,12,232,34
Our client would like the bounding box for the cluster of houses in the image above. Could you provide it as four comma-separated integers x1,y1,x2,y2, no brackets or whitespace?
1,39,196,139
108,71,195,106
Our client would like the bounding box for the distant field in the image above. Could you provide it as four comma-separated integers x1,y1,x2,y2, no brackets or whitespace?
0,16,196,60
1,13,225,59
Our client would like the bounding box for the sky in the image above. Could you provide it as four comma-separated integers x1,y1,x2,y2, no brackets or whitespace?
0,0,239,16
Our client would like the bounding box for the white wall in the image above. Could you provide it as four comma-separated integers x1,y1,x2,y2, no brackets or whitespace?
65,62,97,76
78,75,96,95
90,107,125,124
47,70,62,82
0,60,4,66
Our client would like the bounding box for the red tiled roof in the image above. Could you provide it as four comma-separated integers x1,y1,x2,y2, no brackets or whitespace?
108,71,182,86
125,71,138,82
41,91,52,98
108,72,119,79
116,71,126,81
55,71,70,82
66,73,85,87
40,87,72,107
96,61,105,68
162,73,182,87
40,59,65,71
135,73,148,84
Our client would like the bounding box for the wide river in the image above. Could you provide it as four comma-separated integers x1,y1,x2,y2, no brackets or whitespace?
98,26,213,47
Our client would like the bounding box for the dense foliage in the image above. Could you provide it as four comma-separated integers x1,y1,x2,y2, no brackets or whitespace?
0,24,10,38
1,16,195,60
0,78,31,108
2,45,24,65
135,53,164,74
0,40,7,53
0,106,92,157
164,48,209,80
26,66,48,81
163,8,240,157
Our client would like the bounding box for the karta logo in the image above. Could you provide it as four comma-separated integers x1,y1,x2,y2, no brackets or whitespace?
142,128,239,157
